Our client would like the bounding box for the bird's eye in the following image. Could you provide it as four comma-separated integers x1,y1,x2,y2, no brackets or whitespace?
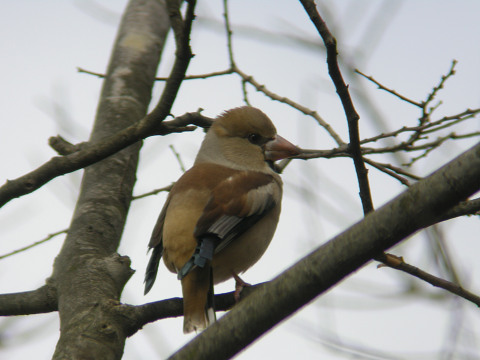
247,133,262,145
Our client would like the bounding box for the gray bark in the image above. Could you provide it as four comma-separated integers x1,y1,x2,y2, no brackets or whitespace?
51,0,170,358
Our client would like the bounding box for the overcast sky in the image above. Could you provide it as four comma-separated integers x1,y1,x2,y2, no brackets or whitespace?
1,1,479,359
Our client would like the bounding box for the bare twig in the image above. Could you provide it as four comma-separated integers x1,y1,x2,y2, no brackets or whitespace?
414,60,458,140
363,158,412,186
0,229,68,260
356,62,479,168
169,145,186,173
223,0,236,69
132,183,174,200
157,68,234,81
3,182,175,259
355,69,423,108
77,67,105,78
378,253,480,307
359,108,480,145
79,67,235,82
423,60,457,111
236,67,345,145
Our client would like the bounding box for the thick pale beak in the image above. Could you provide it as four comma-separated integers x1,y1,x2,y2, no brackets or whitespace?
264,135,301,161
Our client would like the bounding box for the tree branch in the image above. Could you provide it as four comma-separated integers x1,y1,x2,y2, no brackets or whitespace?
118,284,261,336
437,197,480,222
49,0,191,358
0,285,58,316
300,0,373,214
355,68,423,107
0,229,67,260
377,253,480,307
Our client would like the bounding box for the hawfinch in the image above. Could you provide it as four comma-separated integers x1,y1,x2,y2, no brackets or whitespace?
144,106,300,333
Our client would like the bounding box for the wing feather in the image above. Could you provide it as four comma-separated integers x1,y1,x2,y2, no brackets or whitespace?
178,171,280,279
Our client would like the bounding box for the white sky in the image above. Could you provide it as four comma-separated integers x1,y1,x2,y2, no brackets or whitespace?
1,0,479,359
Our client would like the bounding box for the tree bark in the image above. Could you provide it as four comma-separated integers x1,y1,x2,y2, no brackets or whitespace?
51,0,170,358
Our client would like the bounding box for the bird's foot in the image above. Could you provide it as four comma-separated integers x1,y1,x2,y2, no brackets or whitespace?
233,273,251,302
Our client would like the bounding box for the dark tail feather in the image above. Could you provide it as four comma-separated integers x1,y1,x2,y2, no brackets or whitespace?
144,245,163,295
177,235,218,280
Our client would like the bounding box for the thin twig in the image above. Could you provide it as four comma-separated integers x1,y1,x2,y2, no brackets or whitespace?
155,68,234,81
132,183,174,200
79,68,235,82
355,69,423,108
378,253,480,307
424,60,457,109
77,67,105,78
3,182,175,259
363,158,412,186
0,229,68,260
223,0,236,69
359,108,480,145
169,145,186,173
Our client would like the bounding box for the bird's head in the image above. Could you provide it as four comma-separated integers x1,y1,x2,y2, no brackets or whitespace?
195,106,300,171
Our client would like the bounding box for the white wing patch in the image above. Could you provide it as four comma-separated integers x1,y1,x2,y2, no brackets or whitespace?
245,181,280,216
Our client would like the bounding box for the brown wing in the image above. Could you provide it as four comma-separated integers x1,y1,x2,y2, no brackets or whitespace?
195,171,278,244
145,163,240,293
178,171,281,279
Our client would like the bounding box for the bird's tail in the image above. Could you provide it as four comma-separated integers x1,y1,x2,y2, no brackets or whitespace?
182,265,216,333
144,245,163,295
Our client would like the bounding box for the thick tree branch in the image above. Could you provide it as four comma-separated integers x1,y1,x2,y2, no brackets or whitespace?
117,284,261,336
169,142,480,360
49,1,193,358
0,284,58,316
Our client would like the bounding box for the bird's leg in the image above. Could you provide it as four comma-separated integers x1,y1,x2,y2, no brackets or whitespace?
232,273,251,302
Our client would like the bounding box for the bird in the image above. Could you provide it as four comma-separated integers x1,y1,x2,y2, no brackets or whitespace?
144,106,300,333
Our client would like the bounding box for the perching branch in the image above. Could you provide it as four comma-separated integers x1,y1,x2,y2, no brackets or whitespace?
119,283,261,337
